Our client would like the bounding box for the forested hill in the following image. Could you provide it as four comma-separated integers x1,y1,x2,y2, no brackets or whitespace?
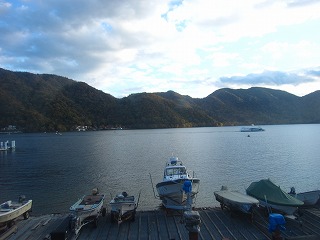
1,68,319,132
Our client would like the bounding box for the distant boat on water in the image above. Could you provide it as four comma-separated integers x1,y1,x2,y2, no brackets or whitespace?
0,140,16,151
240,125,265,132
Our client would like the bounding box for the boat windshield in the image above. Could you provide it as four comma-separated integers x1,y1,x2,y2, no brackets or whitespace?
166,167,186,176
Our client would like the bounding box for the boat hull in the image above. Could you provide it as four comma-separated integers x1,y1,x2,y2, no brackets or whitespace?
240,127,264,132
214,190,259,214
258,201,298,215
291,190,320,206
110,202,136,216
109,194,137,223
70,195,104,219
156,178,200,210
0,200,32,224
69,194,105,234
110,202,136,223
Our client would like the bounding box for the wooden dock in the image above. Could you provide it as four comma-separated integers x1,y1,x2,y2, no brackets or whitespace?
3,207,320,240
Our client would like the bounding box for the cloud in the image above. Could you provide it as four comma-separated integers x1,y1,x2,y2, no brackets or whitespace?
305,68,320,77
286,0,320,7
219,70,314,86
0,0,320,98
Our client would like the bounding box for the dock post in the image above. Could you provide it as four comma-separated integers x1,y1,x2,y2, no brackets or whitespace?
182,180,201,240
183,210,201,240
11,140,15,149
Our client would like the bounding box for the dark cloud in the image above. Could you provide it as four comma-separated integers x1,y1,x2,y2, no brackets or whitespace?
219,70,314,86
305,69,320,77
0,0,157,77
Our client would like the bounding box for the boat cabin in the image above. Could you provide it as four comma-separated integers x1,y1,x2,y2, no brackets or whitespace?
163,166,188,180
162,157,190,180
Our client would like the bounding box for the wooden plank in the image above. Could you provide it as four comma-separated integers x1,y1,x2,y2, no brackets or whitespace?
164,212,182,240
173,214,190,240
5,208,320,240
156,210,170,240
146,210,160,240
0,225,17,240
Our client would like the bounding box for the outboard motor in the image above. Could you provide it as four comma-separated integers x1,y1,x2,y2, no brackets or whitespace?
19,195,26,203
289,187,296,195
183,180,192,193
183,210,201,232
92,188,99,195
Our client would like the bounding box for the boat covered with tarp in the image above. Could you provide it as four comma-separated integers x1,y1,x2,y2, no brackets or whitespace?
246,179,304,215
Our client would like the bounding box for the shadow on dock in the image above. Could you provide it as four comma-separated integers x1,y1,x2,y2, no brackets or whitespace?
3,206,320,240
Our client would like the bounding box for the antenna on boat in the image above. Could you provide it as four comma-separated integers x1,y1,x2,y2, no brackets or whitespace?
149,173,159,199
136,189,142,209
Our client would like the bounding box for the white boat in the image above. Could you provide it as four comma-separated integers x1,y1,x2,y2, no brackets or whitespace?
156,156,200,210
109,192,138,224
240,125,265,132
69,188,106,235
0,140,16,151
289,187,320,206
0,196,32,227
214,186,259,214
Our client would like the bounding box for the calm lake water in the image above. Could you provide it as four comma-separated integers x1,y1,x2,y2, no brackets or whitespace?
1,124,320,215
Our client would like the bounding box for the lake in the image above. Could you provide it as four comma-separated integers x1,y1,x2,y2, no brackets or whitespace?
1,124,320,215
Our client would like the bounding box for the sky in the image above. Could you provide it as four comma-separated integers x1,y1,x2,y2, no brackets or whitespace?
1,0,320,98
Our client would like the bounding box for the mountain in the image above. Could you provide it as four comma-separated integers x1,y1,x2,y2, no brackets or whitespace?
0,68,319,132
198,87,306,125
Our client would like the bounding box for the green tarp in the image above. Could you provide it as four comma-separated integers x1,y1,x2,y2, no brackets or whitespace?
246,179,304,206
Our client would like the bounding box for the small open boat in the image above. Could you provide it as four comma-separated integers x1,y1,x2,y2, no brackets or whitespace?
246,179,304,215
289,187,320,206
69,188,106,235
109,192,139,224
156,156,200,210
214,186,259,214
0,196,32,227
